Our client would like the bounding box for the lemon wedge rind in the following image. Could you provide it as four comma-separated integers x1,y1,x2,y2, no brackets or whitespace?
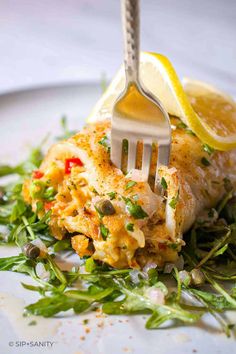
88,52,236,151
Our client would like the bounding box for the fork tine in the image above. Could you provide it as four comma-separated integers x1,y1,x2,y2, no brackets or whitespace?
111,139,122,170
154,144,171,192
157,143,170,167
127,140,137,171
141,142,152,181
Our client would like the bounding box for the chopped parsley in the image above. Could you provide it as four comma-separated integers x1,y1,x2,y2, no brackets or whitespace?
126,223,134,232
98,135,110,153
107,191,117,200
201,157,211,167
124,198,148,219
177,122,187,129
169,191,179,209
168,243,178,250
94,204,104,218
100,223,109,240
36,201,43,212
186,129,196,136
161,177,168,190
125,181,137,190
92,188,98,195
203,144,215,155
177,122,196,136
43,186,56,201
30,181,56,201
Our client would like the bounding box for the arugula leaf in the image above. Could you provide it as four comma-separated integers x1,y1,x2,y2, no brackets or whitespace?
0,165,25,177
26,294,90,317
53,239,72,252
189,288,236,310
46,254,67,284
11,200,27,223
0,255,27,271
146,304,200,329
26,286,114,317
85,257,97,273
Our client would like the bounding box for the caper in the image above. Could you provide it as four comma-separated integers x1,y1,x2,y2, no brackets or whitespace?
22,242,40,259
190,268,205,286
95,199,115,216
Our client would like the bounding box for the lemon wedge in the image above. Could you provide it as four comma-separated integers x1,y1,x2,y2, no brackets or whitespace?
87,52,236,151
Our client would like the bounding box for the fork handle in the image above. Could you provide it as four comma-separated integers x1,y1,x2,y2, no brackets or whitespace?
121,0,140,84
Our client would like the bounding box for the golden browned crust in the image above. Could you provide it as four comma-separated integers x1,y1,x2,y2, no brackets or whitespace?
23,118,236,268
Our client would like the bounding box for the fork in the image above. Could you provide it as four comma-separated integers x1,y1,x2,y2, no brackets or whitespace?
111,0,171,191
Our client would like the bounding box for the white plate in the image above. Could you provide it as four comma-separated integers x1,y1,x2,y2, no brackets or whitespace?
0,83,235,354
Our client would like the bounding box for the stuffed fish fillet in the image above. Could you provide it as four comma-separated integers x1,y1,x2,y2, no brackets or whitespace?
23,118,236,268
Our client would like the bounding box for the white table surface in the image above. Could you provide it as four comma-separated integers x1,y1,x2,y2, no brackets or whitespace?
0,0,235,96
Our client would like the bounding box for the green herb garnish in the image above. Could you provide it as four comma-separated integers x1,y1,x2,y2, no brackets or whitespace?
203,144,215,155
125,181,137,190
126,223,134,232
169,191,179,209
100,223,109,240
107,191,116,200
177,122,187,129
124,198,148,219
161,177,168,190
53,239,72,252
177,122,196,136
98,135,110,153
201,157,211,166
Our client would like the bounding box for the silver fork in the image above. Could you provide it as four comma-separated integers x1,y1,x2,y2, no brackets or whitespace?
111,0,171,191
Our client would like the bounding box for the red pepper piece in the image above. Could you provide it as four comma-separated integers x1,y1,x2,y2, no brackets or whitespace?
65,157,83,174
44,201,55,211
32,170,44,179
159,243,167,251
